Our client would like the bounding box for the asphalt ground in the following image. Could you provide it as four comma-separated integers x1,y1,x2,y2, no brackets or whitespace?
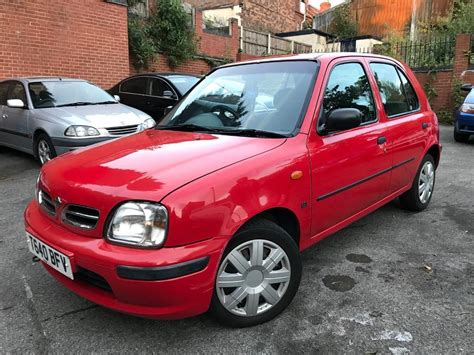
0,125,472,353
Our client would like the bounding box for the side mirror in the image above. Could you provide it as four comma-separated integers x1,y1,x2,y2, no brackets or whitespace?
7,99,25,108
163,90,175,99
114,95,121,102
164,105,173,115
324,108,362,132
461,84,473,92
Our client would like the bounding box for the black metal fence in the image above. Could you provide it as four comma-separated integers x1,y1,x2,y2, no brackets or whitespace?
374,36,456,71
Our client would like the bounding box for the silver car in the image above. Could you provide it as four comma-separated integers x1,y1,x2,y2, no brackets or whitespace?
0,77,156,164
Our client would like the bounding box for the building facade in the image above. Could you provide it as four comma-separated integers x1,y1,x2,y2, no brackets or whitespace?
186,0,318,33
313,0,453,39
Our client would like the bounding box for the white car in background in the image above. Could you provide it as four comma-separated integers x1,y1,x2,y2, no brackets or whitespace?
0,77,156,164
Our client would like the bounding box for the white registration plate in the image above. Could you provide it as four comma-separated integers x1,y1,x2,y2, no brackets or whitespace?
26,233,74,280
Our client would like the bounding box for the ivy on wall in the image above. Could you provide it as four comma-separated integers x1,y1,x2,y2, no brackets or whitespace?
127,0,197,68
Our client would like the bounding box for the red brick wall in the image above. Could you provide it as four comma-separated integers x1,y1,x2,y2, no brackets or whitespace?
195,11,239,60
130,54,213,76
0,0,129,88
242,0,301,33
414,70,453,110
412,34,473,113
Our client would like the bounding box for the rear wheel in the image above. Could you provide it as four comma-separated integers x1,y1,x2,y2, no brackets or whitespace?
399,154,436,211
34,133,57,165
210,219,301,327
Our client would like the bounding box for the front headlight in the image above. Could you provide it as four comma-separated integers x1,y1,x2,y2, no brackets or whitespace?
65,125,100,137
106,202,168,248
138,118,156,131
460,103,474,114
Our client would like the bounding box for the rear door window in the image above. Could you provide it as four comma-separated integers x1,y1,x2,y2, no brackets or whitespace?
8,82,27,104
369,63,417,117
120,77,148,95
150,78,174,97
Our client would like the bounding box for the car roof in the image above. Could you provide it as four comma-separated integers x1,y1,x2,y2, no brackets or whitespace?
1,77,86,84
127,73,202,79
218,52,402,69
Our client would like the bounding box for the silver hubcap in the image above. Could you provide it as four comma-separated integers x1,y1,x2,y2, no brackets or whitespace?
418,161,435,204
38,139,51,164
216,239,291,317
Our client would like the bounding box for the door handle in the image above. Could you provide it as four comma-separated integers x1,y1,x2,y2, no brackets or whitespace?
377,136,387,145
1,114,7,119
422,122,430,129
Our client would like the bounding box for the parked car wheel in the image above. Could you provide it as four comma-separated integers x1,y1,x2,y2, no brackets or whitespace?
34,133,57,165
399,154,436,211
210,219,301,327
453,129,470,143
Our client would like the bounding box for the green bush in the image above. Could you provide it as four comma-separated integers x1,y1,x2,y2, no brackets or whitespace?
128,17,155,67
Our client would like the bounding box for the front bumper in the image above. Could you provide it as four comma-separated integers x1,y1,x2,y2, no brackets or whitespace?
51,136,116,155
455,111,474,134
24,201,227,319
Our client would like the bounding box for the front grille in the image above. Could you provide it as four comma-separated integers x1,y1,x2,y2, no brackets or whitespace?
75,267,112,292
38,190,56,216
106,124,139,136
62,204,100,229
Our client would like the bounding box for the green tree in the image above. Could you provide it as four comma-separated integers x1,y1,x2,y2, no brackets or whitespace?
329,3,358,39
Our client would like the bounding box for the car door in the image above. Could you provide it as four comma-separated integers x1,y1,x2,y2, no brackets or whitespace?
2,81,31,150
367,61,428,193
0,81,10,144
307,59,391,238
147,77,178,121
118,76,150,114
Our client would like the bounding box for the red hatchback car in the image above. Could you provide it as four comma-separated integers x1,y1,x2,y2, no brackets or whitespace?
25,53,441,327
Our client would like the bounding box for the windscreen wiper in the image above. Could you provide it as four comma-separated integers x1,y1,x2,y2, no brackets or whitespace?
223,129,288,138
156,124,224,133
55,102,94,107
90,101,118,105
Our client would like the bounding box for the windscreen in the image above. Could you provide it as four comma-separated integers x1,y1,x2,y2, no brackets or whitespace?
158,61,318,136
167,76,200,95
28,81,116,108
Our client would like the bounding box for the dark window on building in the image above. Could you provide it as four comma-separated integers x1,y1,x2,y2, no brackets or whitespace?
321,62,376,127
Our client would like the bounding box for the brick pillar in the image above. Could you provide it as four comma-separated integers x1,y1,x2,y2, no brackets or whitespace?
230,18,239,61
453,33,471,79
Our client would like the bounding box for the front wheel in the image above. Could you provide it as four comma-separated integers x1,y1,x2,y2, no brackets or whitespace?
210,219,302,327
399,154,436,211
34,133,57,165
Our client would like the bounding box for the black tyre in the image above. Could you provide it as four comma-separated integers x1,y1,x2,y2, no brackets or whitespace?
209,219,302,327
399,154,436,211
454,129,470,143
34,133,57,165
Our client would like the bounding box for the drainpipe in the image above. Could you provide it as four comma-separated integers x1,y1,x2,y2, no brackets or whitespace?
300,1,307,30
410,0,417,41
